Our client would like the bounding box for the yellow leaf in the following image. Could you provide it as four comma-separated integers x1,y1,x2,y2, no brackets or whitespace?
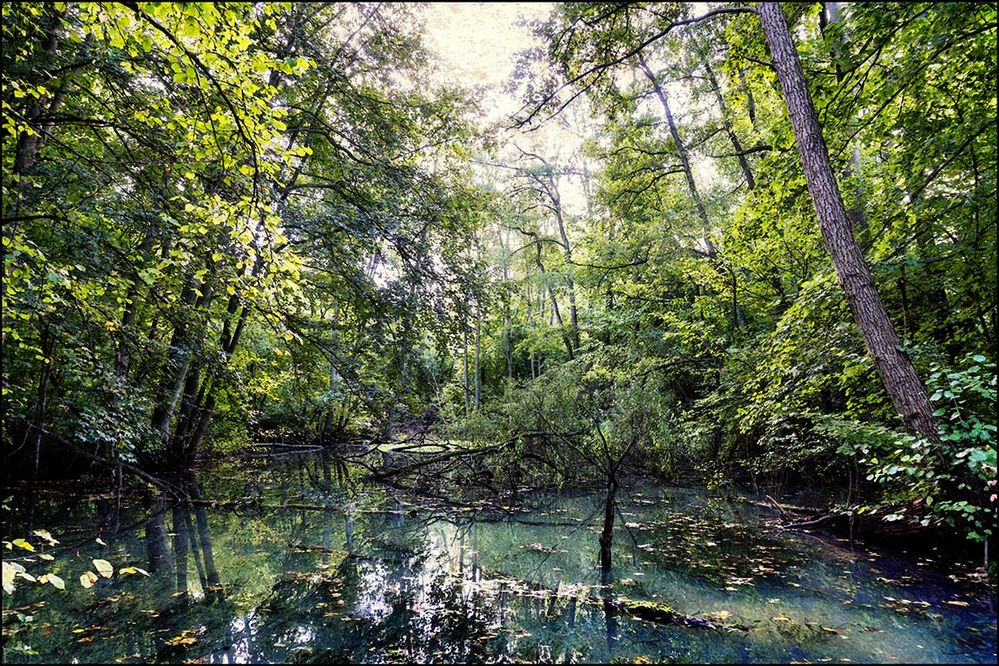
118,566,148,576
38,553,54,561
93,559,114,578
12,538,34,552
165,635,199,646
80,571,99,588
943,600,970,607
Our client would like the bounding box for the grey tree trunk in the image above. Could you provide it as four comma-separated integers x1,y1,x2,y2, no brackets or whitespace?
501,231,514,378
533,237,575,359
704,61,756,190
474,303,481,410
638,53,711,246
823,2,868,236
638,53,746,329
758,2,939,443
463,315,470,415
551,187,581,353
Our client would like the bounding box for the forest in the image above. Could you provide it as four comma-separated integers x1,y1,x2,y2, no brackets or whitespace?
1,2,996,664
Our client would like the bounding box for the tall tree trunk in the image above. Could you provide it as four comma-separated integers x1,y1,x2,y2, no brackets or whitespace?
474,303,481,410
639,53,746,330
549,182,581,353
115,234,155,381
533,237,575,359
823,2,868,238
599,478,617,571
638,53,711,246
704,61,756,190
501,231,514,379
526,284,536,379
463,314,470,415
30,327,55,483
758,1,939,443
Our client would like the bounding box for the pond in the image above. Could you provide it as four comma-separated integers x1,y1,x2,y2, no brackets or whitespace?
3,453,995,663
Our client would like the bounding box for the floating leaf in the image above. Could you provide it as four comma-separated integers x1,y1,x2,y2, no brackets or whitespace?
165,635,198,646
32,530,59,546
38,553,55,561
12,538,35,552
80,571,99,588
95,538,107,546
46,573,65,590
118,566,150,577
943,600,970,607
93,559,114,578
2,561,16,594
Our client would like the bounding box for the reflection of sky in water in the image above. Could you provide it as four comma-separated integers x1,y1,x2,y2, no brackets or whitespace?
3,457,995,664
216,616,255,665
355,561,394,623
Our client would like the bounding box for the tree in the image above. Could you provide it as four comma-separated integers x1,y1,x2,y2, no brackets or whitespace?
757,2,940,444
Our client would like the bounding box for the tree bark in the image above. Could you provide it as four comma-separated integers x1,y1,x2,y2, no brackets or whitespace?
704,61,756,190
551,184,581,353
758,2,939,443
501,231,514,379
638,53,711,248
638,53,747,330
463,313,470,415
599,479,617,571
474,303,481,410
823,2,868,237
531,235,575,359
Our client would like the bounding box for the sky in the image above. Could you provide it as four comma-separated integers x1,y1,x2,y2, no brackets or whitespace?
422,3,599,215
419,3,726,218
423,2,553,124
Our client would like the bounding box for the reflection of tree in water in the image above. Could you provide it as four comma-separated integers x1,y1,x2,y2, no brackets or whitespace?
230,497,632,663
136,472,234,661
144,474,222,599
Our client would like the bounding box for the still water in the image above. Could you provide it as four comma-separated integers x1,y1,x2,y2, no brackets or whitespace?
3,453,995,663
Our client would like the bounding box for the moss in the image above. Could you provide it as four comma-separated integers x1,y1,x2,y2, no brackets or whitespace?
615,598,682,622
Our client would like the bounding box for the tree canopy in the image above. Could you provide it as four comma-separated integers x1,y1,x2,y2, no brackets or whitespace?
3,2,996,548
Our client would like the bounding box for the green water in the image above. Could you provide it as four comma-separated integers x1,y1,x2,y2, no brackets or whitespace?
3,454,995,663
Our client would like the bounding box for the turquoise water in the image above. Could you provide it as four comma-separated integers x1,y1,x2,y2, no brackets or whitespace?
2,454,995,663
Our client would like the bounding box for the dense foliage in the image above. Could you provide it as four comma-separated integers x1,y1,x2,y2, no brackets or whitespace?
3,2,995,553
3,2,480,471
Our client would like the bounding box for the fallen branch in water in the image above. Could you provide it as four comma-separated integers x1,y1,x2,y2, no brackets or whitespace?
27,425,186,498
609,598,749,631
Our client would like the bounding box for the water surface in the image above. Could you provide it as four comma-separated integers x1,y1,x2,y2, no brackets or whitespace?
3,454,995,663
